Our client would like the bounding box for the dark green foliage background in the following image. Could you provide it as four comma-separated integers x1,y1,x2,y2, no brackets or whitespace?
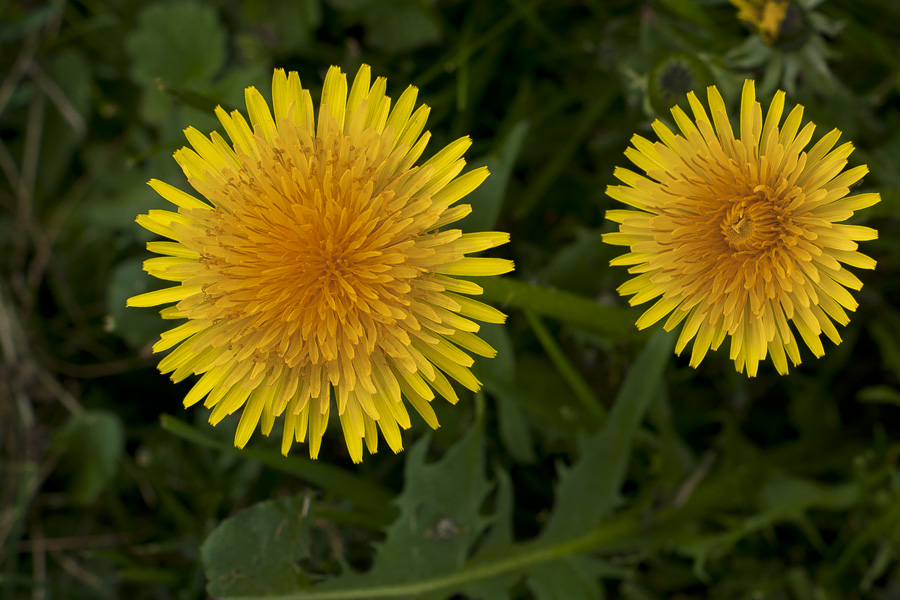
1,0,899,598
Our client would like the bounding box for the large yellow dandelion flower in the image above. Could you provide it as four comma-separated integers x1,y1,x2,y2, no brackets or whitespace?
603,80,879,377
128,65,514,462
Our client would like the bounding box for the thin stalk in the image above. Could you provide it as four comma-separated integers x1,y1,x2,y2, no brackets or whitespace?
524,309,605,423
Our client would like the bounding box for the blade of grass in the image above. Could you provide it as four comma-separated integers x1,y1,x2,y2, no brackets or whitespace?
414,0,546,89
506,0,558,45
0,462,38,600
830,491,900,577
513,88,615,219
160,416,396,525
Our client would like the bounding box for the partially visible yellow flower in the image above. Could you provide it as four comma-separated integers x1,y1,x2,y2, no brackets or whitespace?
604,80,879,377
731,0,789,44
128,65,514,462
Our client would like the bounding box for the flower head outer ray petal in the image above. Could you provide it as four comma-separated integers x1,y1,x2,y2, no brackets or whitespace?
605,78,879,376
130,65,514,462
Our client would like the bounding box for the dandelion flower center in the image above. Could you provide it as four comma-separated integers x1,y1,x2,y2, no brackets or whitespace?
197,126,430,374
718,187,794,252
723,206,755,248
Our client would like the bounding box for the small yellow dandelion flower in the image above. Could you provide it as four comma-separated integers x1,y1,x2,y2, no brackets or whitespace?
603,80,879,377
128,66,514,462
731,0,789,44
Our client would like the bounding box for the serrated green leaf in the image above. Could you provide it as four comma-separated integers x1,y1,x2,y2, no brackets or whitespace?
202,494,314,596
209,334,669,599
539,328,674,542
314,423,493,598
206,421,511,599
52,410,124,505
474,469,515,555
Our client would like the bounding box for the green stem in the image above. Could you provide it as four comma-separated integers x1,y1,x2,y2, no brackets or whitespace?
524,309,605,422
480,277,643,342
227,514,642,600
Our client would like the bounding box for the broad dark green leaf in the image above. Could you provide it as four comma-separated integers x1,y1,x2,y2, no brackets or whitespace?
125,1,226,87
495,392,537,464
483,355,593,439
202,494,314,596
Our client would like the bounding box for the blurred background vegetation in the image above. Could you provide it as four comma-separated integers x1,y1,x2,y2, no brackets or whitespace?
2,0,900,598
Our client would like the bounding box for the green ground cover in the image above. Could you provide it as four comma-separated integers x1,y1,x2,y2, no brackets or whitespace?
2,0,900,598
